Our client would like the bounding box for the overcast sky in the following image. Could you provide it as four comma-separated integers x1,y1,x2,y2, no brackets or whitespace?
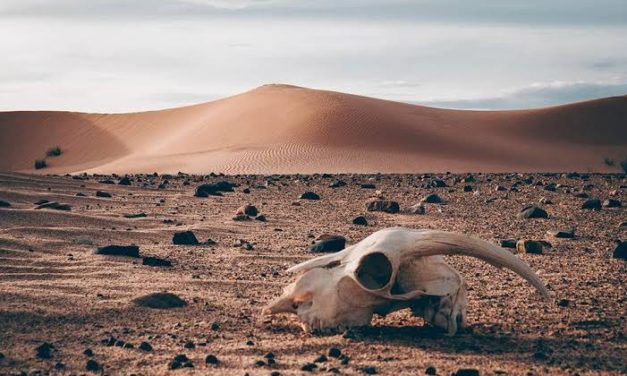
1,0,626,112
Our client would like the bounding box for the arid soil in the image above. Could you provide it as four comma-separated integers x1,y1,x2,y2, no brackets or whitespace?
0,172,625,375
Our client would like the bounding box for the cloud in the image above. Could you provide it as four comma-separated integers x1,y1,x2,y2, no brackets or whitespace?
420,81,627,110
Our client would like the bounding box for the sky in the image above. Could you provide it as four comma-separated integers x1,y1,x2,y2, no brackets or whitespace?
0,0,626,112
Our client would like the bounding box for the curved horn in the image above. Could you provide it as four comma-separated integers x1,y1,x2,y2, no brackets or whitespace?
401,229,549,298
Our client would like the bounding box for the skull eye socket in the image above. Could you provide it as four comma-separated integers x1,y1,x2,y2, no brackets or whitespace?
355,252,393,290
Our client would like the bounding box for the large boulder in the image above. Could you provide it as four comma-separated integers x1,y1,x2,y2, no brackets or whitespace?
95,245,140,257
172,231,199,245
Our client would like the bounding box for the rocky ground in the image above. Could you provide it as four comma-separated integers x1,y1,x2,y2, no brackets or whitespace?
0,171,625,375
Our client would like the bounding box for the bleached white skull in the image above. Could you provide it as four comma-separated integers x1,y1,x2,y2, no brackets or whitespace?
263,227,549,335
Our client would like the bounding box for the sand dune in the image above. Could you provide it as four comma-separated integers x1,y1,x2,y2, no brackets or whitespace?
1,84,626,174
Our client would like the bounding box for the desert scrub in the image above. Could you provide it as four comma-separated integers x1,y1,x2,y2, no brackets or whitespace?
46,146,62,157
34,159,47,169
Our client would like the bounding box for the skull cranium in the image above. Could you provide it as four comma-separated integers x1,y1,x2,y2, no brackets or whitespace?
263,227,549,335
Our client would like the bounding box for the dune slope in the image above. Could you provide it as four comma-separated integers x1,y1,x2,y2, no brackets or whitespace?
0,84,626,174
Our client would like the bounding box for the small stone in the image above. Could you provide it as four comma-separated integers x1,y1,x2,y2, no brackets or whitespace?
211,322,220,331
309,235,346,253
328,347,341,358
133,292,187,309
603,198,621,208
264,352,275,360
558,299,570,307
83,348,94,357
581,198,602,210
205,355,219,364
86,359,100,372
118,176,132,185
96,190,112,198
613,241,627,260
463,185,473,192
124,212,147,218
301,363,317,372
516,240,544,255
142,256,172,267
299,192,320,200
361,183,376,189
36,342,54,359
352,216,368,226
184,341,195,349
0,352,4,360
233,214,251,221
362,366,377,374
95,245,140,257
236,204,258,217
405,203,425,215
139,342,153,352
314,354,328,363
425,366,437,375
539,197,552,204
0,199,10,208
255,215,267,222
573,192,589,198
499,239,517,248
330,180,346,188
495,185,506,191
255,360,266,367
518,206,548,219
366,199,400,213
173,230,199,245
454,369,480,376
546,229,575,239
35,201,72,211
54,362,65,369
422,193,443,204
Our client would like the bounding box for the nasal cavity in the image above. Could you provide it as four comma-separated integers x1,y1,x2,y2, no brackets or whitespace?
355,252,393,290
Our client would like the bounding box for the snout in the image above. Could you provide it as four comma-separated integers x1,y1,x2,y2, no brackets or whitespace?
262,296,296,316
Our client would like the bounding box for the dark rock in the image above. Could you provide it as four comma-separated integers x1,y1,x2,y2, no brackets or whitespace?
124,212,147,218
500,239,517,248
95,245,140,257
430,179,447,188
425,366,437,375
454,369,480,376
142,256,172,267
539,197,552,204
86,359,100,372
233,214,251,221
195,182,235,197
582,198,602,210
573,192,589,198
328,347,341,358
362,366,377,374
544,183,557,191
83,348,94,357
558,299,570,307
76,192,86,197
367,200,400,213
299,192,320,200
118,176,132,185
123,342,134,349
205,355,219,364
314,354,328,363
99,179,115,184
463,185,473,192
330,180,346,188
236,204,258,217
36,342,54,359
518,206,548,219
35,201,71,211
352,216,368,226
139,342,153,352
173,231,199,245
301,363,317,372
360,183,376,189
0,199,10,208
516,240,544,255
0,352,4,360
309,235,346,253
96,190,112,198
603,198,621,208
422,193,443,204
495,185,507,191
546,229,575,239
35,199,49,205
133,292,187,309
54,362,65,369
613,241,627,260
255,214,267,222
242,188,251,194
184,341,195,349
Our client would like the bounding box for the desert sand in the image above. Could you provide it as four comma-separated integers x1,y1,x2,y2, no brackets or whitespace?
0,171,625,375
1,84,626,175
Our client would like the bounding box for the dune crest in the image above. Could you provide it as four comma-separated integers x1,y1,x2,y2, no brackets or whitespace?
1,84,626,174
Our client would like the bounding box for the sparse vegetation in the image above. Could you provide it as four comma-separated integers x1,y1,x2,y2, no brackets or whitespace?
604,157,615,166
46,146,62,157
34,159,47,169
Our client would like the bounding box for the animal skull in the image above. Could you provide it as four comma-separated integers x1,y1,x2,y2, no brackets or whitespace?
263,227,549,335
